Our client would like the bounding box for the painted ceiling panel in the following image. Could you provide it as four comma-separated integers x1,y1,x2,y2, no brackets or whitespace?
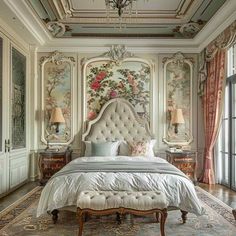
26,0,228,38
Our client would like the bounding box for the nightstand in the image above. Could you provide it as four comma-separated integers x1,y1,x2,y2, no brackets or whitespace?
166,150,197,183
38,148,72,185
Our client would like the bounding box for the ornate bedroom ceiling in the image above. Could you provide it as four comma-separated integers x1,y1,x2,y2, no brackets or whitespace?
26,0,227,38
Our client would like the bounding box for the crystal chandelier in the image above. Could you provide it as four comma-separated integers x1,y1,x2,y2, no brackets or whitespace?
105,0,136,18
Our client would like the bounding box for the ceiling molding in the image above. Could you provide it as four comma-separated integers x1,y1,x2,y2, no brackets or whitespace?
1,0,235,50
37,46,200,54
197,0,236,52
3,0,51,45
0,16,29,51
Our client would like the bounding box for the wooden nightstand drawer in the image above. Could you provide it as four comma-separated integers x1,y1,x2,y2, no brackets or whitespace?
166,150,197,183
38,148,72,185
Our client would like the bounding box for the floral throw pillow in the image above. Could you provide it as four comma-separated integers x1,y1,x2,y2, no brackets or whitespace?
129,141,148,156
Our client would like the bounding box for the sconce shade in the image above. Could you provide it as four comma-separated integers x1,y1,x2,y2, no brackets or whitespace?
171,109,185,124
50,107,65,123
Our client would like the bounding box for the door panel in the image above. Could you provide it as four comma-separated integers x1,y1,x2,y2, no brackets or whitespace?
9,156,27,188
11,47,26,150
0,35,8,195
0,157,8,194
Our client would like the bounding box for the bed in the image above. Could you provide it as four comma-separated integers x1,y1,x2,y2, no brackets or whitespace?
37,98,205,222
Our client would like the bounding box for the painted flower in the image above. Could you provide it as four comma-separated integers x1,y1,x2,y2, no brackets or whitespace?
109,90,118,98
87,111,97,120
132,86,139,94
127,74,134,85
90,80,101,91
95,71,107,81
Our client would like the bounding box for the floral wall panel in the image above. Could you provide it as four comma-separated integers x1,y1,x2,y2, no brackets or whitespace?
85,60,151,122
163,52,193,145
40,51,75,144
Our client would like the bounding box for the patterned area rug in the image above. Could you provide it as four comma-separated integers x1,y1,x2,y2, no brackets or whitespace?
0,186,236,236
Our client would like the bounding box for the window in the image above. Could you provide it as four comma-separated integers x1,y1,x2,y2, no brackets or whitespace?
216,43,236,190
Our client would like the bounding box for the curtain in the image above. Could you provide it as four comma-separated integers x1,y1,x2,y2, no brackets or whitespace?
200,50,226,184
199,20,236,184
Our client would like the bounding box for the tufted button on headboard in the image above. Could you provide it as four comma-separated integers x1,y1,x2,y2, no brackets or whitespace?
82,98,152,143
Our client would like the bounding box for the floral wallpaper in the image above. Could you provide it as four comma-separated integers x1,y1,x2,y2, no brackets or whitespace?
85,60,151,121
44,61,71,143
165,60,192,143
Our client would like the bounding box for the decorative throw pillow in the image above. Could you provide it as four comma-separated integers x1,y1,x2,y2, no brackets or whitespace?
129,141,149,156
121,139,156,157
91,141,120,156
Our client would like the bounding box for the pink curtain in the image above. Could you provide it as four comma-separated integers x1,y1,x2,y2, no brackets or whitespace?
200,50,226,184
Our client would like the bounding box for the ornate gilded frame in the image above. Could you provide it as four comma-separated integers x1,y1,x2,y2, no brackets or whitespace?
162,52,194,146
40,51,75,145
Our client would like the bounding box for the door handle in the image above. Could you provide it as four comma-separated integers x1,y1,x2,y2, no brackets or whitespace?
7,139,10,152
5,139,11,152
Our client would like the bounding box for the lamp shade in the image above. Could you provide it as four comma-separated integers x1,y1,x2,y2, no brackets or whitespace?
171,109,185,124
50,107,65,123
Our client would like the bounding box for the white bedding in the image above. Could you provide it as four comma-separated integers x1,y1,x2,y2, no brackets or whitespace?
37,156,205,217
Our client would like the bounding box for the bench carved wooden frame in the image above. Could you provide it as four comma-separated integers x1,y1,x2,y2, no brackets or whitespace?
77,207,168,236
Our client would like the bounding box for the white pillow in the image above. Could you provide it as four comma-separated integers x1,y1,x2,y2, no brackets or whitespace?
119,139,156,157
84,141,92,156
84,141,120,157
147,139,156,157
119,140,130,156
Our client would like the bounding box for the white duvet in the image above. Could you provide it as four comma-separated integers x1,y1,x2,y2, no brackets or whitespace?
37,156,205,217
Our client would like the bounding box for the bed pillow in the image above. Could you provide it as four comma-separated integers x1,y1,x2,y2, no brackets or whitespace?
91,141,120,156
128,139,156,157
147,139,156,157
129,141,148,156
119,140,130,156
84,141,92,156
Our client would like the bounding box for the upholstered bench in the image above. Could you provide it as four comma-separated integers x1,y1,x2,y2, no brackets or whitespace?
77,191,168,236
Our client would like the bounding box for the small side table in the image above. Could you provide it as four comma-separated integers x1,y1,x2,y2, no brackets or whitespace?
38,148,72,185
166,150,197,183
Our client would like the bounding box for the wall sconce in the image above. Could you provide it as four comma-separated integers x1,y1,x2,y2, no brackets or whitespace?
50,107,65,133
171,108,185,134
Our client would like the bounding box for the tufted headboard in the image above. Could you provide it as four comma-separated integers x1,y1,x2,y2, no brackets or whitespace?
82,98,152,143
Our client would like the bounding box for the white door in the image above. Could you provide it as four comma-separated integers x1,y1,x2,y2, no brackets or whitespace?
0,34,29,196
0,34,8,195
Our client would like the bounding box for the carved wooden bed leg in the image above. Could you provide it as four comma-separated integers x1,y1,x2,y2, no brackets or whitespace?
232,209,236,220
51,209,59,224
155,212,160,222
160,209,168,236
180,210,188,223
78,209,84,236
116,212,121,224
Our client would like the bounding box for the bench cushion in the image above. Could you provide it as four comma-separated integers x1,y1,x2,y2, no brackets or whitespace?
77,191,168,211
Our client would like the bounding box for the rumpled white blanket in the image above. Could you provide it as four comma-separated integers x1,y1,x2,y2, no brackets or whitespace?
37,156,205,217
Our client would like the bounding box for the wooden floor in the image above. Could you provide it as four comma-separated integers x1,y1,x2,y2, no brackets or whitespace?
199,183,236,209
0,181,236,213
